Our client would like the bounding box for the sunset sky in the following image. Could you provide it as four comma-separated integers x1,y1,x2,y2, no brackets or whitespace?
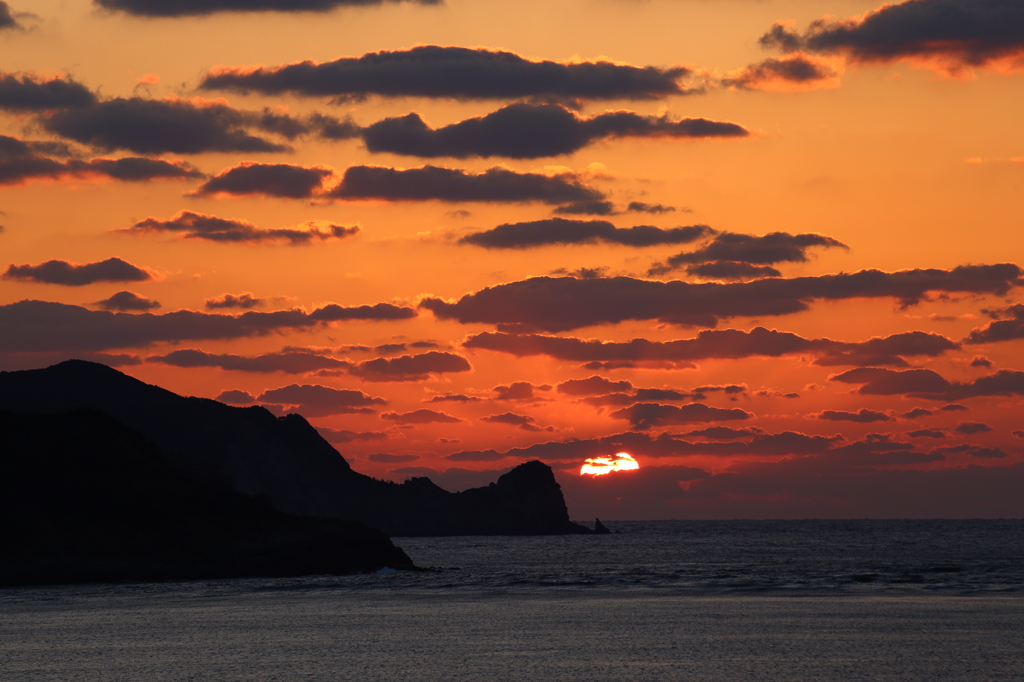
3,0,1024,520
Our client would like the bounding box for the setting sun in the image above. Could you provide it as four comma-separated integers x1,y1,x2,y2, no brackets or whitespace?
580,452,640,476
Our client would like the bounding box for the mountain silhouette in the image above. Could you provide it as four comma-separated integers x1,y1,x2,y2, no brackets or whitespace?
1,408,415,586
0,360,590,536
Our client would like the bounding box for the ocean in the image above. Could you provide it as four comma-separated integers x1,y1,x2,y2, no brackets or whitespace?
3,520,1023,681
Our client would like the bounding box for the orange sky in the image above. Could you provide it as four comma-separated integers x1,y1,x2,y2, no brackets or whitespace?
3,0,1024,519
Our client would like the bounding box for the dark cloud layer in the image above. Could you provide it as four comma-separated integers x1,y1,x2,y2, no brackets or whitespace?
3,257,151,286
128,210,359,244
95,0,439,17
201,46,692,102
459,218,713,249
760,0,1024,73
965,303,1024,344
348,351,472,382
610,402,753,429
95,290,160,312
257,383,386,416
361,104,747,159
1,135,202,185
650,231,848,276
328,165,604,204
191,163,335,198
148,348,351,374
205,293,264,310
381,408,464,425
0,2,18,30
422,265,1021,332
723,54,840,90
0,299,416,352
832,366,1024,401
0,73,97,111
42,98,294,155
817,408,892,423
464,327,958,369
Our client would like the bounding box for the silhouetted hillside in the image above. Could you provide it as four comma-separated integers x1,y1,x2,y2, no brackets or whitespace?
1,409,415,585
0,361,590,536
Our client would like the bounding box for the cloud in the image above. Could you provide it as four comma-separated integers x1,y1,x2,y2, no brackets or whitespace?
684,261,782,281
552,200,617,216
760,0,1024,76
327,165,605,205
0,72,98,111
205,292,264,310
316,428,389,444
190,163,335,198
832,366,1024,401
361,103,748,159
445,428,843,465
955,421,993,435
0,299,416,352
723,53,844,91
3,257,152,286
348,351,472,382
970,355,993,368
367,452,420,463
421,265,1021,332
127,210,360,244
626,202,677,214
380,408,464,424
257,383,386,416
0,2,19,30
215,389,255,405
41,97,301,155
200,45,693,102
817,408,892,423
609,402,753,429
932,444,1008,459
907,428,948,438
147,348,352,374
95,290,160,312
480,412,541,431
463,327,957,368
649,231,848,276
95,0,439,16
557,375,634,396
1,134,202,186
425,393,481,403
965,303,1024,344
492,381,552,401
459,218,713,249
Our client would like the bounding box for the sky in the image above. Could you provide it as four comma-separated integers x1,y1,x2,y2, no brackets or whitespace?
2,0,1024,520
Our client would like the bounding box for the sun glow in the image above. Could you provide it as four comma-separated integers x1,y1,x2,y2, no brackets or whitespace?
580,452,640,476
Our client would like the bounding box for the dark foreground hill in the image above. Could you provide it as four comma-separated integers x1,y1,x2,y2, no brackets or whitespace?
0,361,590,536
0,409,415,586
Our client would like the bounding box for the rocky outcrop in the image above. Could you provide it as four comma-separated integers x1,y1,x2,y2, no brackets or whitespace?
0,361,591,536
1,409,415,586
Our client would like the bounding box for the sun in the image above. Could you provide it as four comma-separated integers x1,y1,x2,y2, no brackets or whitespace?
580,452,640,476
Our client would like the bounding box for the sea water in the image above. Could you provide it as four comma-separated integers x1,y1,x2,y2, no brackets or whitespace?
3,520,1023,681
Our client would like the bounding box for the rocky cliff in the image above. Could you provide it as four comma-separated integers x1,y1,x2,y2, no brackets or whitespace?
0,360,590,536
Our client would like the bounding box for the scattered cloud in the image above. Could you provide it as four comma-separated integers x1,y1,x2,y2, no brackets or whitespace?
348,351,472,382
3,257,152,286
609,402,753,429
422,265,1021,332
817,408,892,423
380,408,464,424
361,104,747,159
201,45,693,102
257,383,387,416
191,163,335,198
0,72,97,111
95,0,440,16
723,53,844,91
95,290,160,312
205,292,264,310
649,231,848,276
0,299,416,352
127,210,360,244
759,0,1024,77
459,218,713,249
